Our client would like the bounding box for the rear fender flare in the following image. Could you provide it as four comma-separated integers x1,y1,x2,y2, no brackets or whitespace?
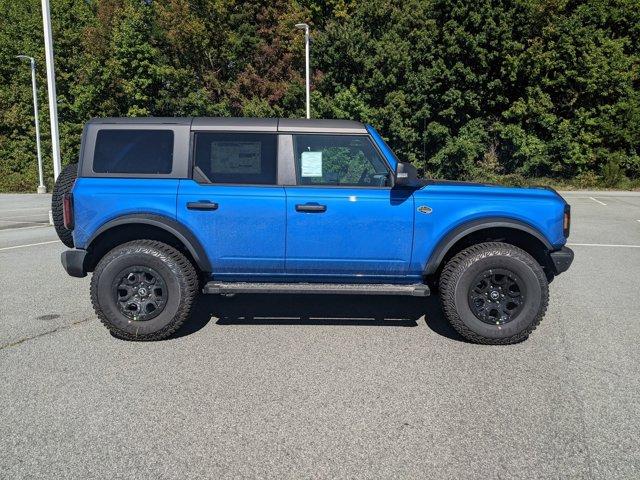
87,214,212,272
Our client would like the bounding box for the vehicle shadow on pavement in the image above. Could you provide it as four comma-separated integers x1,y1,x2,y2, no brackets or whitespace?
171,294,466,342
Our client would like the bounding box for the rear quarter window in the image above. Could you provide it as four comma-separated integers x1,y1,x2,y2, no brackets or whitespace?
93,129,174,174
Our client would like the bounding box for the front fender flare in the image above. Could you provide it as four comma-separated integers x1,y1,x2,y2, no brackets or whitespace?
423,217,553,275
87,214,212,272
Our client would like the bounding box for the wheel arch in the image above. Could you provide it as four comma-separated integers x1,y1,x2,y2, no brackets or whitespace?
85,214,212,273
424,217,554,279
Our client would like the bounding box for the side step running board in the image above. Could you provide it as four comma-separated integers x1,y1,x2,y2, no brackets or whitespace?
203,282,430,297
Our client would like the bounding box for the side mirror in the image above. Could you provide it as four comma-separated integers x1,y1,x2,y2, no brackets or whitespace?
394,162,420,187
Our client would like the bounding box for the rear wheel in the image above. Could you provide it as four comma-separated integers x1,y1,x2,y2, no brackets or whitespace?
439,242,548,344
90,240,198,341
51,163,77,248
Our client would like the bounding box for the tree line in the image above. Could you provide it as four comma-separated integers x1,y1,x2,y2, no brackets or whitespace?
1,0,638,192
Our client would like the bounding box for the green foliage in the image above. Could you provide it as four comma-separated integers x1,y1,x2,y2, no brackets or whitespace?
600,155,625,188
1,0,639,191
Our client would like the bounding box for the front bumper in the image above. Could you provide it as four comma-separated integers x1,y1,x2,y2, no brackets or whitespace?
550,246,574,274
61,249,88,278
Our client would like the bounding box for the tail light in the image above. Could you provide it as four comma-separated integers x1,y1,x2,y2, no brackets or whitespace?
563,204,571,237
63,193,74,229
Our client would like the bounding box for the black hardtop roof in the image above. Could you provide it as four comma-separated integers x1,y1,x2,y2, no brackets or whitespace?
87,117,367,134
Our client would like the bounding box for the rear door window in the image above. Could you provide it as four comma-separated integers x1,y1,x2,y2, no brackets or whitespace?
193,132,277,185
93,129,174,174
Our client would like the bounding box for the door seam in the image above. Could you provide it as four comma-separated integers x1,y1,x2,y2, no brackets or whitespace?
283,186,288,273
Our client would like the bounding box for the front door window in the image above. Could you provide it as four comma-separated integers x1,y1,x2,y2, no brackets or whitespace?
293,134,390,187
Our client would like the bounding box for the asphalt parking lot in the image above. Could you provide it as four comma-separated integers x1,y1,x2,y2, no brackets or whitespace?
1,191,639,479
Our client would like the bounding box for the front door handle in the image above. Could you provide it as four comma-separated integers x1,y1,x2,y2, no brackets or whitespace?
295,203,327,213
187,201,219,211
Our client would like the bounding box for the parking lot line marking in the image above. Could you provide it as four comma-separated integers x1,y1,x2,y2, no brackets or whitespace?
0,213,51,220
0,207,49,213
0,218,48,225
0,224,50,231
568,242,640,248
0,240,59,252
588,197,607,205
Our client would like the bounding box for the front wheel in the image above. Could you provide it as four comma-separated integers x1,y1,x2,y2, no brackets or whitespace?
90,240,198,341
439,242,549,345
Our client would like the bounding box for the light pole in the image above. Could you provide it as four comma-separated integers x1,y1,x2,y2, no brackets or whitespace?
41,0,62,180
295,23,311,119
16,55,46,194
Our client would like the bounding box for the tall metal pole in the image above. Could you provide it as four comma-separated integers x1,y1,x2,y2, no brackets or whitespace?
41,0,62,180
17,55,46,193
304,26,310,119
295,23,311,119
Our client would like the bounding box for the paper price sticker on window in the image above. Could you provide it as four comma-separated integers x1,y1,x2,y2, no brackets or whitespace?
211,141,262,174
300,151,323,177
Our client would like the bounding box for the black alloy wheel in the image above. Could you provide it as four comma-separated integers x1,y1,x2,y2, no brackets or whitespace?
467,268,526,325
113,266,168,321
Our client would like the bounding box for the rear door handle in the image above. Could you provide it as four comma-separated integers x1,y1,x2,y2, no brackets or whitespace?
295,203,327,213
187,201,218,211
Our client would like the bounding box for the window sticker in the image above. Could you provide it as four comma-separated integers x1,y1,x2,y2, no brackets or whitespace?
300,151,323,177
210,141,262,174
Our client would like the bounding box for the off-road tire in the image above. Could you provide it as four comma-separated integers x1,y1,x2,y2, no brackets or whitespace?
90,240,198,341
51,163,78,248
439,242,549,345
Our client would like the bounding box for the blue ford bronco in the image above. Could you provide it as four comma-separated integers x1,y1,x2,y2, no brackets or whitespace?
53,117,573,344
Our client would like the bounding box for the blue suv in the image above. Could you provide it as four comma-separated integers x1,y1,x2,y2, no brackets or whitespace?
53,117,573,344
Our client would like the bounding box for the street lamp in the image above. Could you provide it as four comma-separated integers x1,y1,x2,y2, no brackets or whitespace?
16,55,46,194
295,23,311,119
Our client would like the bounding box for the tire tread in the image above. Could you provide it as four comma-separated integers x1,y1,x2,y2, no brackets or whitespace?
51,163,78,248
90,239,198,341
439,242,549,345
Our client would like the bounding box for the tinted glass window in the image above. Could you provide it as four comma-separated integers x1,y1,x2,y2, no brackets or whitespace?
194,133,277,185
93,130,174,174
293,134,390,186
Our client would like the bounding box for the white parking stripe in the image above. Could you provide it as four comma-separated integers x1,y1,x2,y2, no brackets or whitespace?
588,197,607,205
568,243,640,248
0,219,48,225
0,207,49,213
0,213,51,220
0,240,59,252
0,224,50,231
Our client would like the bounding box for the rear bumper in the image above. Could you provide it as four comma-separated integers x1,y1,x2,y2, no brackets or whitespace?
550,246,574,274
61,249,88,278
